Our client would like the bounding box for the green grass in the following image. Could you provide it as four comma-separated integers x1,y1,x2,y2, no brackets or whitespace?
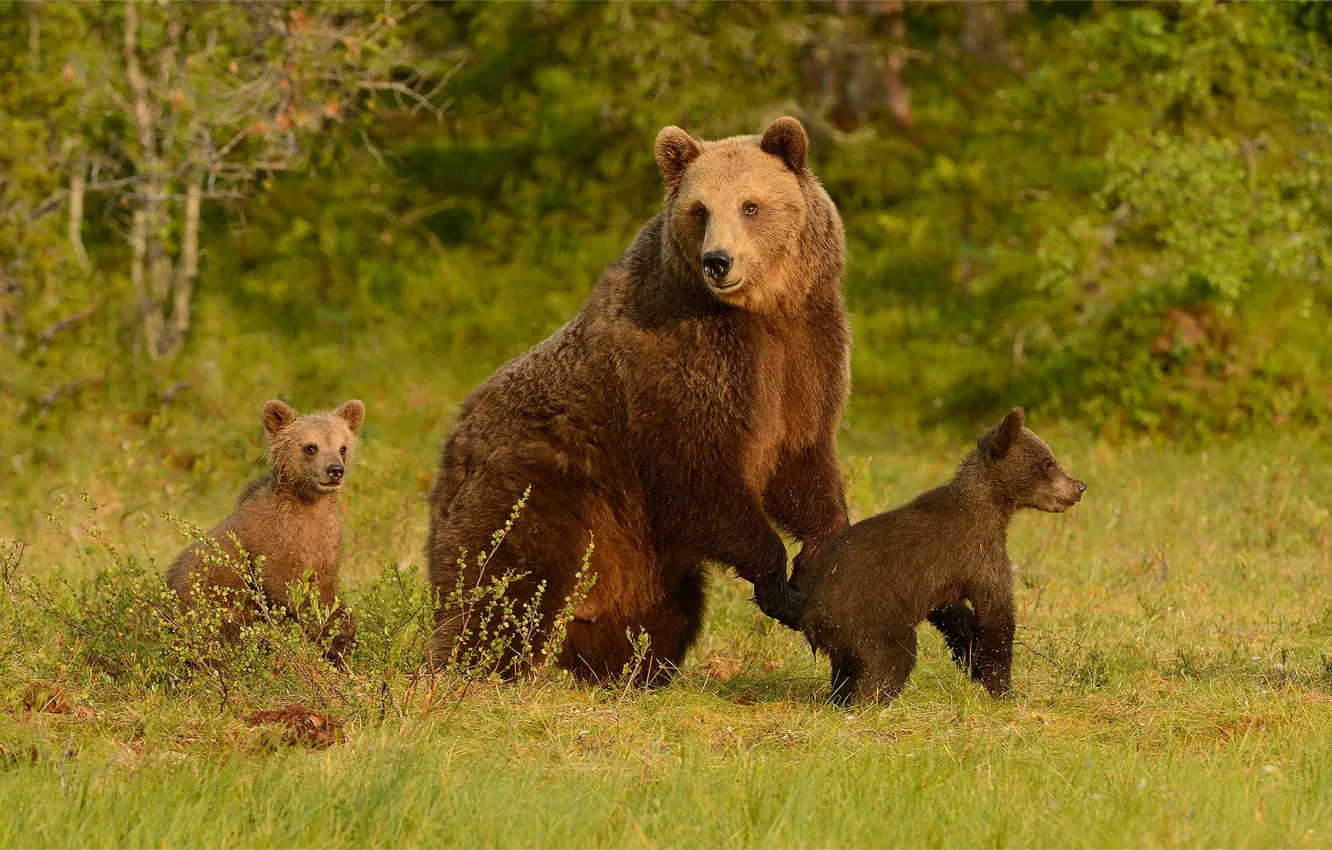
2,406,1332,848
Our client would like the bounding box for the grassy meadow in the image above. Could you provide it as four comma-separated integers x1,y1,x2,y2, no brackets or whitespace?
2,396,1331,847
5,2,1332,846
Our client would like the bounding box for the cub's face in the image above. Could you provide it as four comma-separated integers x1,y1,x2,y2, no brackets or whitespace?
261,399,366,499
655,117,812,311
984,407,1086,513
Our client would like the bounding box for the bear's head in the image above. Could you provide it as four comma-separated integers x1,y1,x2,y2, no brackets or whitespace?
654,117,841,312
976,407,1086,513
261,399,366,501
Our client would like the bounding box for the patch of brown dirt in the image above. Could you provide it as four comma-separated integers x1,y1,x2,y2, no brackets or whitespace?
699,654,742,682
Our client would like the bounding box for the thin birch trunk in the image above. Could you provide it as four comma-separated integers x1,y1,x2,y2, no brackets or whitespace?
67,167,89,268
130,207,163,359
161,175,201,356
125,0,171,359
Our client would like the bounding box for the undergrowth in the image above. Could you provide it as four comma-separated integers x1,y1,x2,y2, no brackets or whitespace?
0,488,631,729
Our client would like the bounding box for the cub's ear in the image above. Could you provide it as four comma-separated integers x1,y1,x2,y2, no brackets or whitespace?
760,116,808,174
262,399,298,436
990,407,1026,459
654,125,700,190
335,399,366,435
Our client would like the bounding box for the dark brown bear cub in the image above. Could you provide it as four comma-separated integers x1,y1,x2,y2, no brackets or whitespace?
799,408,1086,704
167,398,364,663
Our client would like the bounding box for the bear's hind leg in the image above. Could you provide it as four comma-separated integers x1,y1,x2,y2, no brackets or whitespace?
829,654,860,706
641,567,708,688
854,628,918,704
928,603,981,680
564,565,707,688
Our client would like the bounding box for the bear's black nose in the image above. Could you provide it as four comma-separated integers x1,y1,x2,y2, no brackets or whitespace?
1076,480,1087,494
327,464,344,481
702,250,732,281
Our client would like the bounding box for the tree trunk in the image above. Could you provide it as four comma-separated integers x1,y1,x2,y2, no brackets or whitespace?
962,3,1003,61
27,2,41,65
130,207,163,359
122,0,158,170
885,7,913,128
962,1,1025,73
124,0,172,359
161,175,201,357
67,167,89,268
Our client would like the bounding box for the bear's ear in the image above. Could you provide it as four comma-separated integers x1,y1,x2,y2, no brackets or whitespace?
262,399,298,436
654,125,700,190
335,399,366,435
990,407,1026,459
760,116,808,174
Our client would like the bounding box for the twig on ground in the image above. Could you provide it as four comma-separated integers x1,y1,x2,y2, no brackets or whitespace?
1017,639,1064,671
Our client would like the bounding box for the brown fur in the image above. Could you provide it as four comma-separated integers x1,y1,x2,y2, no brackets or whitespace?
799,408,1087,704
166,399,365,662
427,117,851,684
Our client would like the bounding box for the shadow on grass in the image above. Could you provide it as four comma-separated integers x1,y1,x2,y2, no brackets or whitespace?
684,670,834,708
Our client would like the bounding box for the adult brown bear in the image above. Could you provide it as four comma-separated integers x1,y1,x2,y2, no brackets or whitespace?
427,117,850,683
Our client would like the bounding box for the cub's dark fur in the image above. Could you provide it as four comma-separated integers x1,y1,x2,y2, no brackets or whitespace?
799,408,1086,704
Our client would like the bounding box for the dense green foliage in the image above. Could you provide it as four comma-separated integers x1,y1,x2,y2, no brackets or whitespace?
2,0,1330,454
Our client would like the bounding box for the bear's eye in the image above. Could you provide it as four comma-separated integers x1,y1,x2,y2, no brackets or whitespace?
304,444,317,456
340,445,347,457
1044,460,1056,474
743,202,759,216
692,205,708,222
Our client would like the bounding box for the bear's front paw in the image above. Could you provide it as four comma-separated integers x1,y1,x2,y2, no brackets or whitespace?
788,548,819,596
980,671,1012,698
752,572,803,631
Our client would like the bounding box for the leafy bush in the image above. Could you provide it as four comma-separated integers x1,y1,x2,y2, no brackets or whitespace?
0,490,606,722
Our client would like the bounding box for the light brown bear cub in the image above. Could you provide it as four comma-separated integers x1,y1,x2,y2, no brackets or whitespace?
799,408,1086,704
167,398,365,663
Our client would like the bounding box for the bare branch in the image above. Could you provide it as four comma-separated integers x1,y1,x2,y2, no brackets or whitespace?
358,0,425,43
159,189,246,201
103,83,136,119
161,380,190,404
211,125,256,161
27,171,204,222
26,193,69,223
38,302,100,346
357,79,448,120
39,378,100,412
